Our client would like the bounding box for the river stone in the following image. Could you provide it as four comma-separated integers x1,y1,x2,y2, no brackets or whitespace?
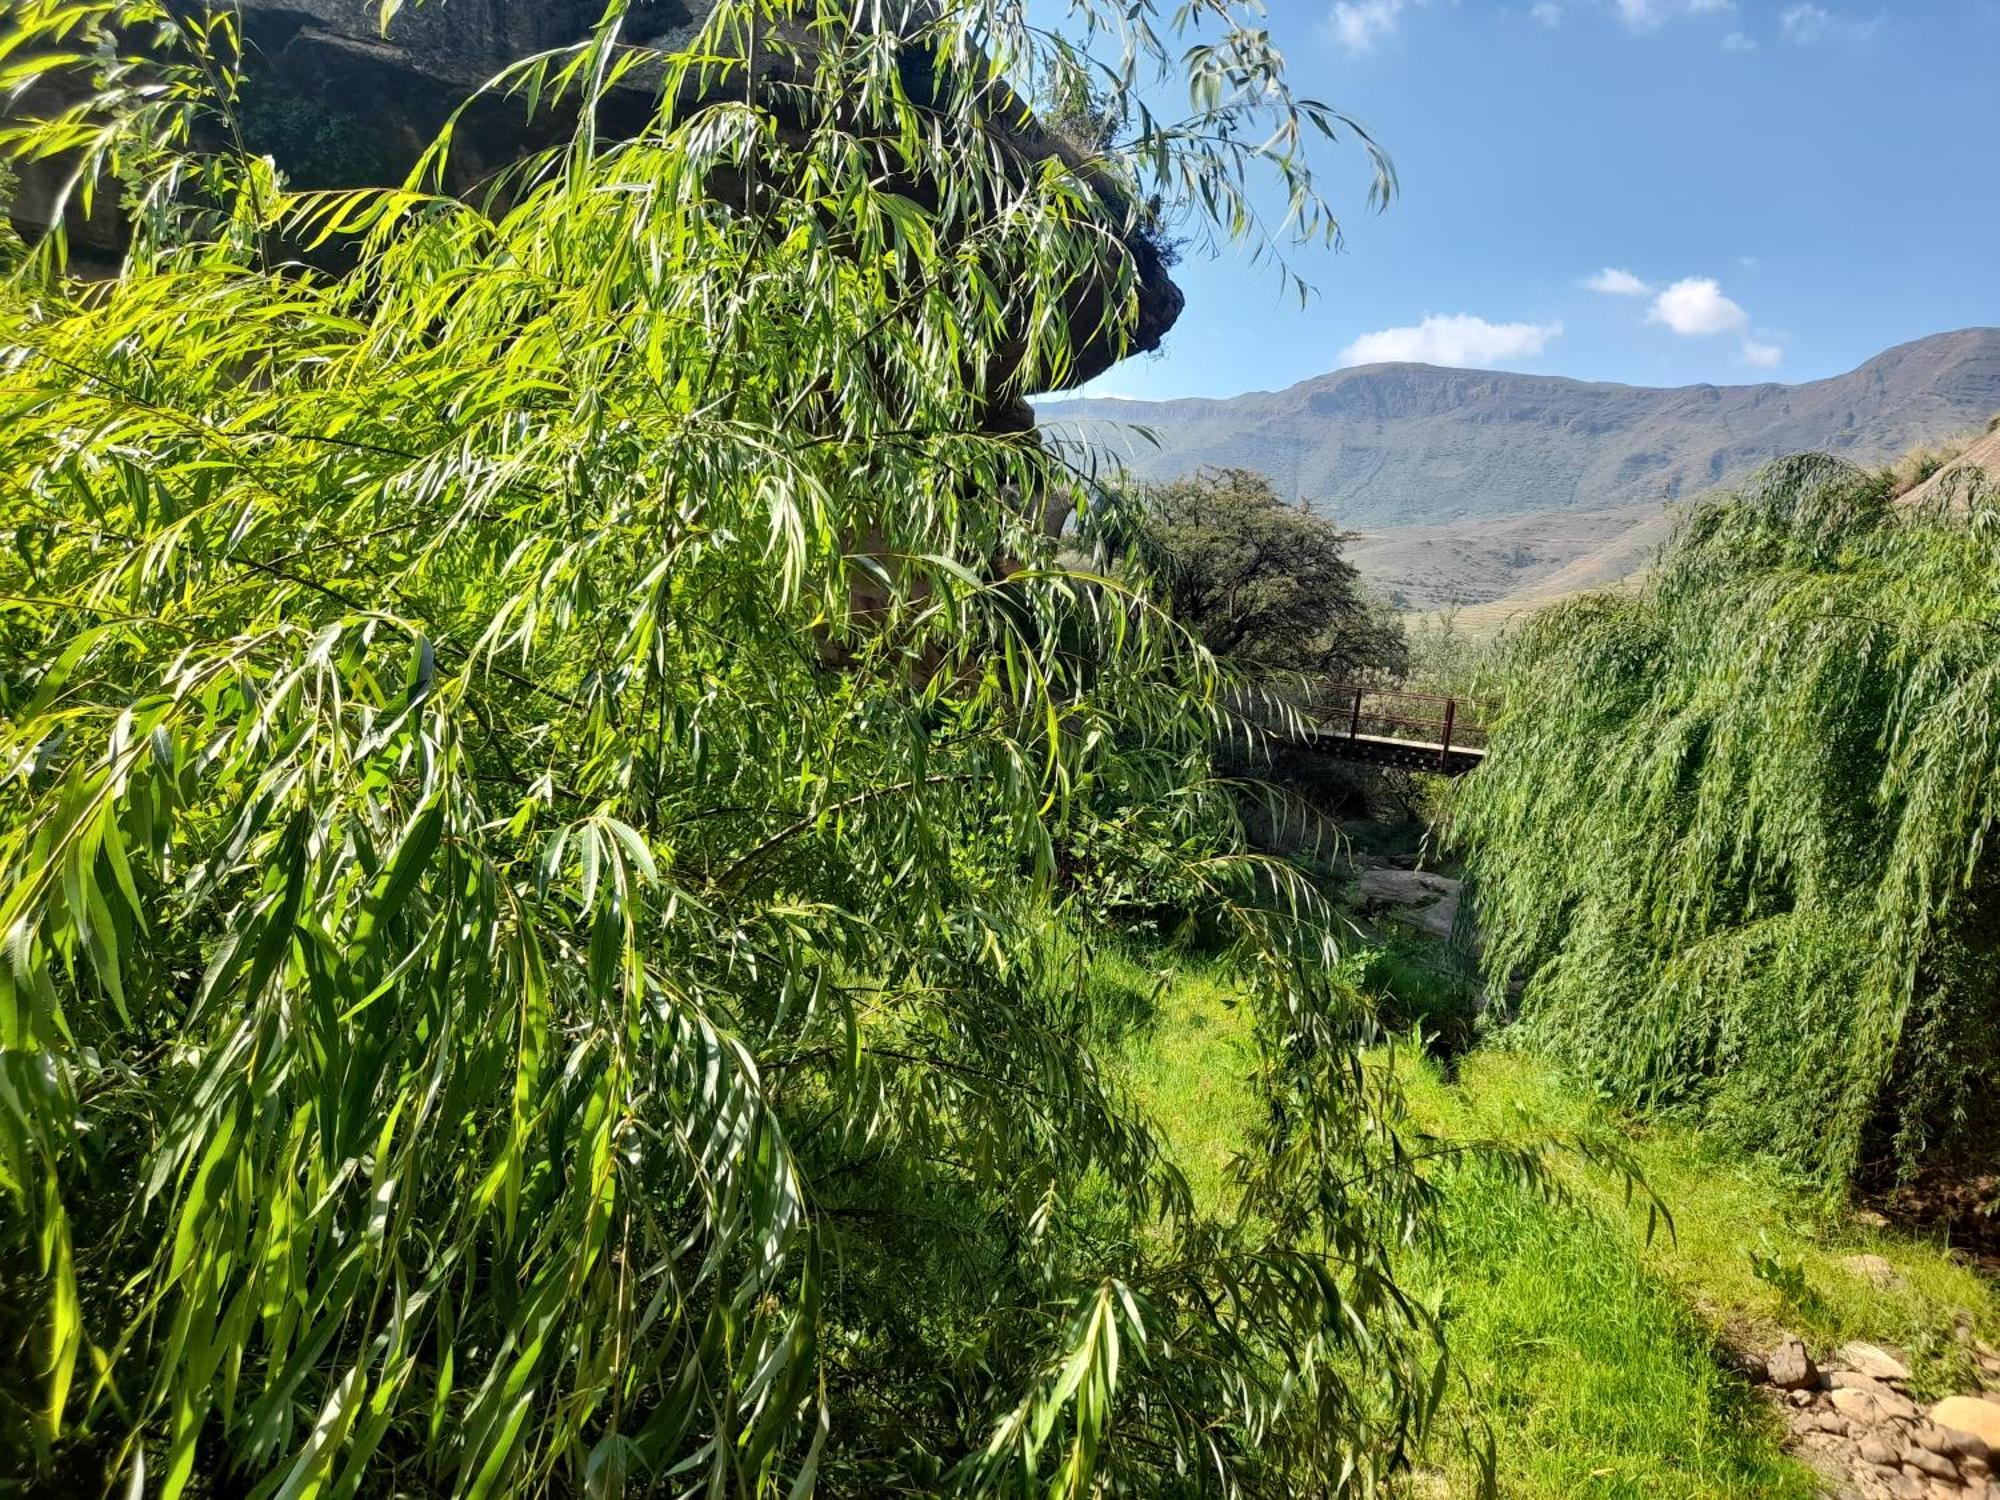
1843,1253,1906,1289
1839,1342,1914,1383
1835,1384,1920,1424
1833,1370,1895,1394
1859,1434,1904,1467
1915,1420,1990,1462
1768,1335,1818,1390
1932,1397,2000,1450
1903,1445,1957,1482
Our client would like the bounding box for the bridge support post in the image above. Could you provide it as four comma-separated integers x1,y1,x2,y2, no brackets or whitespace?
1350,685,1364,740
1439,698,1455,768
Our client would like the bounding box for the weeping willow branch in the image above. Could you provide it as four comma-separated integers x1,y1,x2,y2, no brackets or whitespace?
1457,454,2000,1189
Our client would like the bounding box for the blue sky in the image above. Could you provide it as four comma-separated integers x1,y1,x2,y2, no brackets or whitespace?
1073,0,2000,400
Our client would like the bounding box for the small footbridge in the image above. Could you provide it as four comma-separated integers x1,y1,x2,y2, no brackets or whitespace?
1286,683,1495,777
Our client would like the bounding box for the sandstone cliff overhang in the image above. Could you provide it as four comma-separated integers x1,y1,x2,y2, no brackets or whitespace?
7,0,1183,391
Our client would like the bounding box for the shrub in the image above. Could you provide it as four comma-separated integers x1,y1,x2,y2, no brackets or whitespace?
1364,937,1481,1058
1457,455,2000,1189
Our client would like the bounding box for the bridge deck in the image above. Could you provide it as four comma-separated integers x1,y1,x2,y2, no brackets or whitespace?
1301,728,1487,777
1278,683,1497,777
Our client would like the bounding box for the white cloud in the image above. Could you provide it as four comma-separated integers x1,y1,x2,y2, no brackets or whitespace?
1338,314,1563,369
1780,4,1882,44
1648,277,1748,336
1584,266,1652,296
1740,339,1785,369
1721,29,1757,49
1330,0,1419,53
1531,1,1563,25
1614,0,1732,28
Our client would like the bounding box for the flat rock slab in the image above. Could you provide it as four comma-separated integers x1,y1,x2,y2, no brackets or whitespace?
1840,1342,1915,1383
1351,866,1463,942
1833,1384,1920,1424
1932,1397,2000,1450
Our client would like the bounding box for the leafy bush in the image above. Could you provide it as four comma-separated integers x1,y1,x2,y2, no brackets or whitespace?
1125,468,1407,678
236,88,399,189
0,2,1451,1495
1458,454,2000,1188
1364,938,1481,1058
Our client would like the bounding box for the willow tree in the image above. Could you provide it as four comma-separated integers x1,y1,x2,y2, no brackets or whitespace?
1458,456,2000,1190
0,2,1463,1495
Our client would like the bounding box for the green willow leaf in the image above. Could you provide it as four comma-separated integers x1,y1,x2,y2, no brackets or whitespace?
0,1,1465,1495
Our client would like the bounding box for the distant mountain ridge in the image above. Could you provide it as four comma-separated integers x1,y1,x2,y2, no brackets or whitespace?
1037,328,2000,610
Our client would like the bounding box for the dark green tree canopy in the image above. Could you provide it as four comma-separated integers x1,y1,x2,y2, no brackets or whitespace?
1136,468,1405,676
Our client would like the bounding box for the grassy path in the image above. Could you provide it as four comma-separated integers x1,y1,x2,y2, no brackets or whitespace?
1116,956,2000,1498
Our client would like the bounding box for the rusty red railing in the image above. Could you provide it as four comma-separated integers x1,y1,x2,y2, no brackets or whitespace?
1304,682,1500,759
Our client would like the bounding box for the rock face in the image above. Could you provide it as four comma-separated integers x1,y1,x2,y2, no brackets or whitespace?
240,0,704,90
1896,426,2000,514
8,0,1182,389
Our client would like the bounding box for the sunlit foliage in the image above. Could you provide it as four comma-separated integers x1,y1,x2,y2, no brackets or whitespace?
1127,467,1407,678
1459,455,2000,1188
0,1,1458,1493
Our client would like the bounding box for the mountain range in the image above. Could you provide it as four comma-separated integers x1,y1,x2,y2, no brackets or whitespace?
1036,328,2000,613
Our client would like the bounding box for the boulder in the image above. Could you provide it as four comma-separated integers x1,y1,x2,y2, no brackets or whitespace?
1842,1253,1906,1290
1914,1420,1989,1463
9,1,1185,389
1767,1335,1818,1391
1858,1434,1902,1467
1837,1342,1913,1383
1351,866,1464,943
1931,1396,2000,1451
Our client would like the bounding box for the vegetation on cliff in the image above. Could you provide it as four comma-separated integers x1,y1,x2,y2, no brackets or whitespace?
1458,454,2000,1189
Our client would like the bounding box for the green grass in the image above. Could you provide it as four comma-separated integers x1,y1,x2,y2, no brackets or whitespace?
1402,1050,2000,1404
1396,1050,1814,1497
1112,950,1258,1215
1116,957,2000,1498
1411,1160,1816,1499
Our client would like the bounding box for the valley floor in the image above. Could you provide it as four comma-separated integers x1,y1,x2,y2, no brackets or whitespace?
1116,952,2000,1498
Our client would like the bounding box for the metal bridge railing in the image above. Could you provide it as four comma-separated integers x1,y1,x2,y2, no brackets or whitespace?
1303,682,1500,759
